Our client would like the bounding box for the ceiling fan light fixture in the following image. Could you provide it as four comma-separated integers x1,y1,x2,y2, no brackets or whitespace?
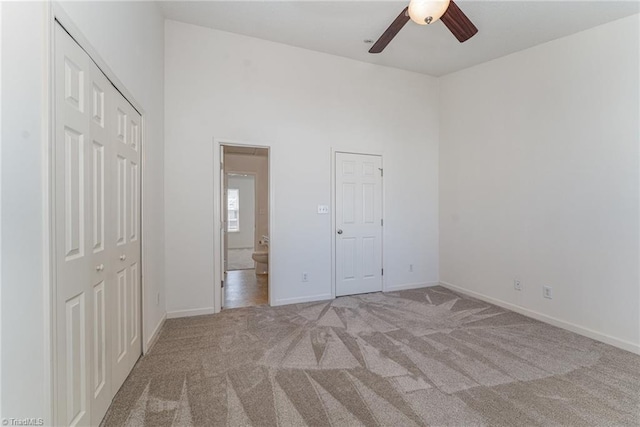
408,0,451,25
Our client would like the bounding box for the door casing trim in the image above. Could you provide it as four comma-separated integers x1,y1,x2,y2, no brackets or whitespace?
213,138,274,312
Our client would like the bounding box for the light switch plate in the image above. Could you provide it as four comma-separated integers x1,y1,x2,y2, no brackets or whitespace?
317,205,329,214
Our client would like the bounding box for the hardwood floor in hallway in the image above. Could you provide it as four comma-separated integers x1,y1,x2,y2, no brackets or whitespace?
224,269,268,308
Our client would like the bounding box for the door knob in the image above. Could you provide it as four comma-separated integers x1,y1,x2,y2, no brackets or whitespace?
95,264,104,272
120,254,126,261
337,229,343,235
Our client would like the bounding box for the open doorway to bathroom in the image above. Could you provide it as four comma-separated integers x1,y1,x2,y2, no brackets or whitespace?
222,145,269,308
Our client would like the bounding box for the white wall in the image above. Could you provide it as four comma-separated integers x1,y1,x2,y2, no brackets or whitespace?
439,15,640,353
0,1,165,420
1,2,49,420
227,175,255,249
165,20,440,314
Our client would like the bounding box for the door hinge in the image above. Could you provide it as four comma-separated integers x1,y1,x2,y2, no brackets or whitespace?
381,268,384,276
381,219,384,226
379,168,383,177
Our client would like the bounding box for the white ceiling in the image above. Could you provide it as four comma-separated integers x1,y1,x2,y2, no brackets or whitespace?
159,1,639,76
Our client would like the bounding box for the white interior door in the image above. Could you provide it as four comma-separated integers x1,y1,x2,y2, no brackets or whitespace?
55,23,114,426
111,83,142,392
55,22,141,426
335,152,383,296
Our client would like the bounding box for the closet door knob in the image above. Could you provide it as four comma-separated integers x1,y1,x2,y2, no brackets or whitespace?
120,254,126,261
96,264,104,272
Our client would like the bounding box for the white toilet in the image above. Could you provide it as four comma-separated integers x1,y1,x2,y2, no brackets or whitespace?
251,251,268,264
252,235,269,274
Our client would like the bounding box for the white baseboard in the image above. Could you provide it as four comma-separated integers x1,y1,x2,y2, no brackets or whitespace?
440,281,640,355
385,281,440,292
273,293,333,306
144,313,166,354
166,307,216,319
273,283,441,306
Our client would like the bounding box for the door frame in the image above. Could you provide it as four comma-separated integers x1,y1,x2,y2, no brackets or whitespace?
213,138,274,312
47,4,147,423
331,148,386,299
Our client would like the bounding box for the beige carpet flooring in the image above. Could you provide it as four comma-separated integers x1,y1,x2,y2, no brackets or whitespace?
102,286,640,426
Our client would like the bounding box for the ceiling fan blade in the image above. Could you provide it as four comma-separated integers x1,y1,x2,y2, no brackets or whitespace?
441,0,478,43
369,7,410,54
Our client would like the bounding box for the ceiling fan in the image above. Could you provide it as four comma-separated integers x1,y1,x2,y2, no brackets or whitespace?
369,0,478,53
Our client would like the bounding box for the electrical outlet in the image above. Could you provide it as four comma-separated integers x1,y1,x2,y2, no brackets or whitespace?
514,280,522,291
543,286,553,299
302,272,308,282
317,205,329,214
409,264,413,273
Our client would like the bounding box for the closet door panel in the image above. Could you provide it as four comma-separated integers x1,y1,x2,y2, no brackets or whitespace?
55,23,93,427
88,60,113,427
110,86,142,392
56,22,142,426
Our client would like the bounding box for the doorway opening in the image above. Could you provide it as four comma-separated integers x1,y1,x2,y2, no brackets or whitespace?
221,145,270,309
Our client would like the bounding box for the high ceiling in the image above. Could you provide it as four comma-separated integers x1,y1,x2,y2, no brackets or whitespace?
159,1,639,76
